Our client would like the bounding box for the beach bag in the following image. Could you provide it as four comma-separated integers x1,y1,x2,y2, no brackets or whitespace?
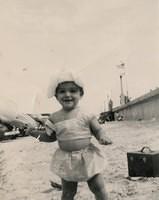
127,146,159,177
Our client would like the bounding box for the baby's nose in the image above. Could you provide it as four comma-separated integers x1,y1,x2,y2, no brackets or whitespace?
65,91,71,96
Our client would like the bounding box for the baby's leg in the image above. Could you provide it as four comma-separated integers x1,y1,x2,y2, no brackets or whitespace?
87,174,108,200
61,179,78,200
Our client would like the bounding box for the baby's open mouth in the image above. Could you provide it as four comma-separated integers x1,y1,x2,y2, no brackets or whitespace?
63,99,73,103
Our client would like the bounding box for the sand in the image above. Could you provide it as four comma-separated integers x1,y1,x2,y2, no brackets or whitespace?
1,120,159,200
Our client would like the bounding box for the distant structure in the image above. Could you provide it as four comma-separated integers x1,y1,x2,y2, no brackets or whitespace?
116,61,130,105
113,87,159,120
119,74,125,105
108,98,113,112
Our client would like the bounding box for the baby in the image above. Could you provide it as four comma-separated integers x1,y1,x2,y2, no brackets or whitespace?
30,71,112,200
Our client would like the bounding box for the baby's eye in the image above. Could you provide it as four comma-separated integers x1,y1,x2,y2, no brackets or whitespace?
70,89,78,93
57,89,65,94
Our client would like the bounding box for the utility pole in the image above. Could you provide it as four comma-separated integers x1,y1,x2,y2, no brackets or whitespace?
119,73,125,105
116,61,126,105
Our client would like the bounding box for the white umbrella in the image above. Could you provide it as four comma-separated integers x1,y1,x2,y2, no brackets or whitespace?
11,113,39,129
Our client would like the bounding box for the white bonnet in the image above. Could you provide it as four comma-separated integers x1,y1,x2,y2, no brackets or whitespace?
47,70,84,98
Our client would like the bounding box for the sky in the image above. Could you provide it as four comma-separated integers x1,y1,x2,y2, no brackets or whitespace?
0,0,159,115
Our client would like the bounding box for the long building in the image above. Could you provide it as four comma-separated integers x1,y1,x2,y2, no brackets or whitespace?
113,88,159,120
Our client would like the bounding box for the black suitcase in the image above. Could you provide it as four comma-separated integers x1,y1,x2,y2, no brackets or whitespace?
127,147,159,177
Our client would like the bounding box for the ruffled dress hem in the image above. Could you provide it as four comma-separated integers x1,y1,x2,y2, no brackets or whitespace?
50,143,106,182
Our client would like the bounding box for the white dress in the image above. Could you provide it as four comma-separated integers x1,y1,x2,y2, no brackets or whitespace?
46,108,106,182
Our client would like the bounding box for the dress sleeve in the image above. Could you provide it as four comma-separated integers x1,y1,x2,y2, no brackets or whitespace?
84,112,97,122
45,119,56,136
81,111,100,131
81,111,97,130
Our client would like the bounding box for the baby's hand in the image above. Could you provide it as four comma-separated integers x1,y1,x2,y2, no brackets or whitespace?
98,135,112,145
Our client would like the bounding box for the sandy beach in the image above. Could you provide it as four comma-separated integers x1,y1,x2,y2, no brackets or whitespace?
1,120,159,200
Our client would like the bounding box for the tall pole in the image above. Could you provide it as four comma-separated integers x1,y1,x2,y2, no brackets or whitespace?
116,61,126,105
120,74,125,105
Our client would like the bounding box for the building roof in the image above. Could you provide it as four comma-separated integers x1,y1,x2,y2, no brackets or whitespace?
113,87,159,112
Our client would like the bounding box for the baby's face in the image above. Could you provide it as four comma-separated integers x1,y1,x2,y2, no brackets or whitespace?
55,82,82,111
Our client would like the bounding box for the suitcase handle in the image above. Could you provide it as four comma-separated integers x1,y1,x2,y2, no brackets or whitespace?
140,146,152,153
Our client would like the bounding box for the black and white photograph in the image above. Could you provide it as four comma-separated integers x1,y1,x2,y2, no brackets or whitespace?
0,1,159,199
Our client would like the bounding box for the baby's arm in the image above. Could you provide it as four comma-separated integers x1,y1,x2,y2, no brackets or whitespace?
27,118,57,143
89,116,112,145
28,127,56,143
